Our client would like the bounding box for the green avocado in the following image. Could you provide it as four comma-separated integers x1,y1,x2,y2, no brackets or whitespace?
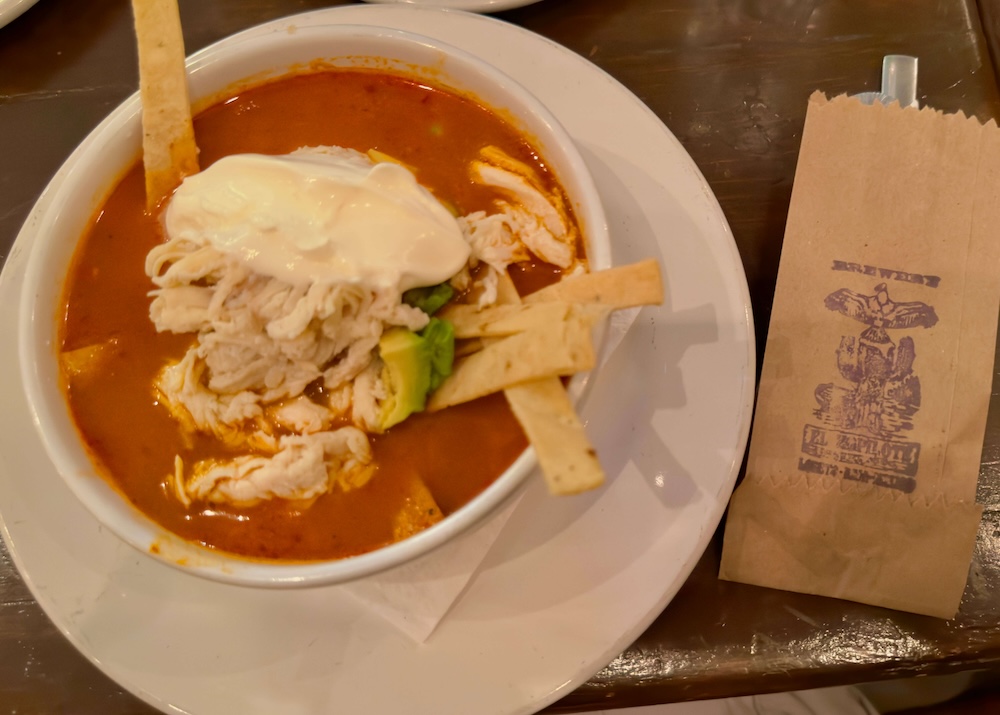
377,318,455,430
402,282,454,316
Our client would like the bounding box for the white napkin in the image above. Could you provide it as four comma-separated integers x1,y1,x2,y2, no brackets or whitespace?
342,495,522,642
342,307,640,642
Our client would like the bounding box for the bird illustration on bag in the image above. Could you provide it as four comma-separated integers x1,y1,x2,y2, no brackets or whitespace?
815,283,938,438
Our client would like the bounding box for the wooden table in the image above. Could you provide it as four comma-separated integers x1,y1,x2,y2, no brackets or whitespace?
3,0,1000,712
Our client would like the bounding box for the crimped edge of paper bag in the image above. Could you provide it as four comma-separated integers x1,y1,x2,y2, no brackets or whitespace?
810,90,1000,130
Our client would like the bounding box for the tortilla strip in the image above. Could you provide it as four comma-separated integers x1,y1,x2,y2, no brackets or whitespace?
494,269,522,305
131,0,199,209
392,476,444,541
426,320,595,411
504,380,604,495
524,257,664,308
435,261,662,493
60,339,120,380
489,271,605,495
453,338,484,357
444,301,589,338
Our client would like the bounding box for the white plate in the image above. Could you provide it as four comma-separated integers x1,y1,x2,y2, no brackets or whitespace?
0,6,754,715
362,0,541,12
0,0,39,29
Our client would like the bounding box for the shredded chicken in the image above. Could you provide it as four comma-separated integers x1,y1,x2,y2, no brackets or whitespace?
269,396,334,435
350,360,388,432
459,153,579,307
472,163,572,265
170,428,373,507
154,349,271,451
147,144,579,507
149,255,428,402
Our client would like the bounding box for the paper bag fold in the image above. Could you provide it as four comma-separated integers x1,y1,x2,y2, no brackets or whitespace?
720,92,1000,619
720,474,983,618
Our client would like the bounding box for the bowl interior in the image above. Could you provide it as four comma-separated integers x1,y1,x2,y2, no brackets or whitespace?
18,23,610,587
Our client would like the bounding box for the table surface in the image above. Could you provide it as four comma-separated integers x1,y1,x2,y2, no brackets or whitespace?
4,0,1000,712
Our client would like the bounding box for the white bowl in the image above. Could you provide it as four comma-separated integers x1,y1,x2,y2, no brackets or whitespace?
18,24,610,588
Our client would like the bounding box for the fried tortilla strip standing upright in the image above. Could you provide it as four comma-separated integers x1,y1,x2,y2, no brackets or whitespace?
432,261,665,495
506,260,665,494
494,272,607,496
130,0,200,209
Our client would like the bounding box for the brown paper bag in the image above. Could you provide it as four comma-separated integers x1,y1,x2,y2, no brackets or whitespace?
719,92,1000,619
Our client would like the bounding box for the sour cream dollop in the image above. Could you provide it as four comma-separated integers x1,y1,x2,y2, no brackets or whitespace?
164,149,470,291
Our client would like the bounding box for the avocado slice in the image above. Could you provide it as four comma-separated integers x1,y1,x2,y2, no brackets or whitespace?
402,282,454,315
377,318,455,430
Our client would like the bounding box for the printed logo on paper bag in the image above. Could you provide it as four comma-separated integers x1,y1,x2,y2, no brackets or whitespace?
798,279,938,493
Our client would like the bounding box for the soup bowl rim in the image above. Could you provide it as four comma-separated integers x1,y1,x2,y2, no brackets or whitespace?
18,22,611,588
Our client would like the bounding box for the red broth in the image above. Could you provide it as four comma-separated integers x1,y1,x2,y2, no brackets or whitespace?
59,70,575,561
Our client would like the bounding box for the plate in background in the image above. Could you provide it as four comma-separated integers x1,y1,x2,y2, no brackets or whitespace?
362,0,541,12
0,0,40,28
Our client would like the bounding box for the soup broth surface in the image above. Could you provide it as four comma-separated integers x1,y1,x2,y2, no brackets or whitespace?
60,70,572,561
